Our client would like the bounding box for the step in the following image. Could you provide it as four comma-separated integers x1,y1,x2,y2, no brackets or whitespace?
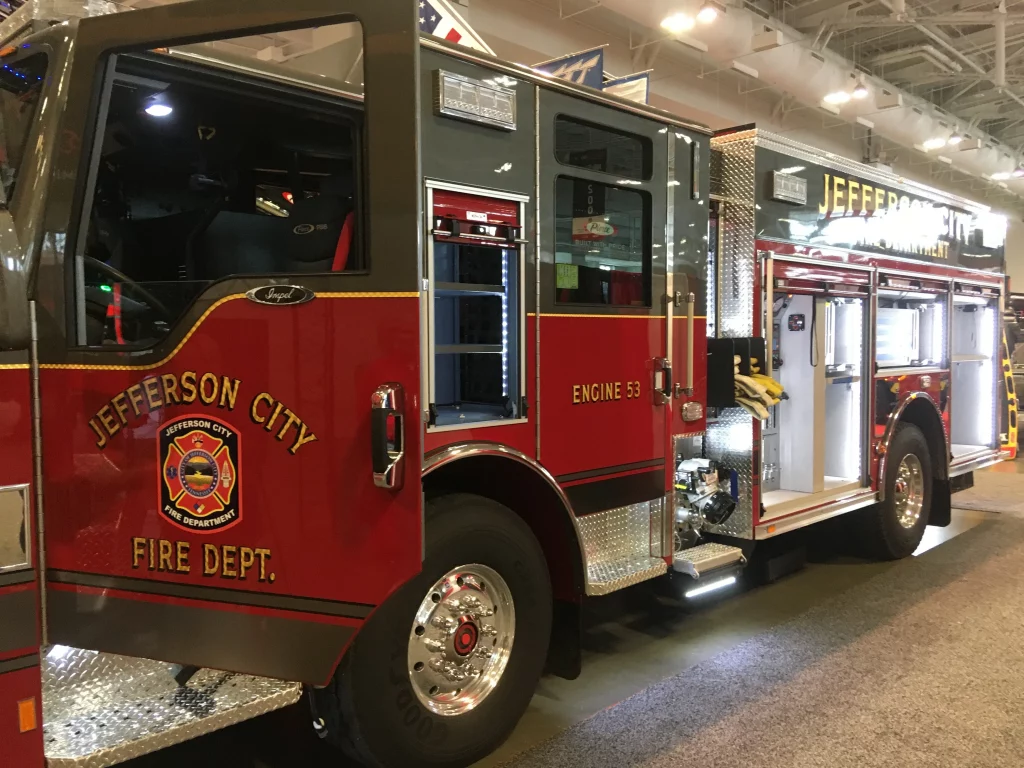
672,542,746,578
42,645,301,767
587,555,668,596
577,501,669,596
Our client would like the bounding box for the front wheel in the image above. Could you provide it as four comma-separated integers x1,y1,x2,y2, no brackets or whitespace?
315,493,551,767
859,423,933,560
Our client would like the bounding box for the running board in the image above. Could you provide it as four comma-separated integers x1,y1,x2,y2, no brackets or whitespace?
949,449,1004,477
672,542,746,578
43,646,301,767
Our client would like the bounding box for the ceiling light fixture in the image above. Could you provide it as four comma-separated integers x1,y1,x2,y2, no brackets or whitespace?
1013,167,1024,178
921,137,947,150
947,131,963,145
661,12,696,33
697,1,720,23
823,90,851,105
991,171,1012,180
852,75,869,100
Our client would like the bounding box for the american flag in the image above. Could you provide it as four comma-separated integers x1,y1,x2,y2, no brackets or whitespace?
419,0,493,53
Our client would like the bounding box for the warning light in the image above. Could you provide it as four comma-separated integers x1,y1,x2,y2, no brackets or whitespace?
282,191,294,204
17,697,36,733
99,284,112,293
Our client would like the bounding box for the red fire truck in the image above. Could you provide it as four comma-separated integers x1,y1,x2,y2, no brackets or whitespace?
0,1,1008,767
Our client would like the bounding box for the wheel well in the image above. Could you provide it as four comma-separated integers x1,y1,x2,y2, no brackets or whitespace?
423,455,584,601
896,396,951,526
898,397,948,481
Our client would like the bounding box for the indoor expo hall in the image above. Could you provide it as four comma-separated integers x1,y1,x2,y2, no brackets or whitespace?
3,1,1024,768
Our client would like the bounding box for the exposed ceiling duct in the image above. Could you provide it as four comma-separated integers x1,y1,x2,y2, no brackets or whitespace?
867,45,963,78
588,0,1024,203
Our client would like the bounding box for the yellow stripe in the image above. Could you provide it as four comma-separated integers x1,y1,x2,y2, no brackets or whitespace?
537,312,666,319
0,364,29,370
315,291,419,299
40,291,417,372
530,313,709,319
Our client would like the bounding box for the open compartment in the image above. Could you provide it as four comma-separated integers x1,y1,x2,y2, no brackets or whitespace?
875,284,947,371
951,292,998,457
428,188,524,428
761,293,866,518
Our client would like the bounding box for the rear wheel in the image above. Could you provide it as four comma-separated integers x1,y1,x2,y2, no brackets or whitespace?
315,493,551,767
859,423,933,559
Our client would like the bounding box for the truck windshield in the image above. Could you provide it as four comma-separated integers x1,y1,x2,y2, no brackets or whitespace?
0,52,46,207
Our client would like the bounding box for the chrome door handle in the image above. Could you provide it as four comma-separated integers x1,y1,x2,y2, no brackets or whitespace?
684,291,695,396
371,383,405,490
654,357,672,406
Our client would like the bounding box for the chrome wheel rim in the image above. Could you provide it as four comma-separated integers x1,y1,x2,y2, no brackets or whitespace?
893,453,925,530
407,564,515,717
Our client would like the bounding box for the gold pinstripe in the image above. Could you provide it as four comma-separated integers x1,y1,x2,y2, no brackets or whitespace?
528,313,709,319
0,364,29,370
39,291,418,372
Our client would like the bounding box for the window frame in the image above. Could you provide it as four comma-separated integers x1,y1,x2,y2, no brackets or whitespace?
552,114,653,182
424,180,529,433
0,50,50,219
67,50,367,350
552,173,653,309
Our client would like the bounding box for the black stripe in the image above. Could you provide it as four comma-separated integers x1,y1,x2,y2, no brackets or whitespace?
567,469,665,516
0,589,37,654
49,591,353,685
49,570,374,619
0,570,36,587
556,458,666,485
0,652,39,675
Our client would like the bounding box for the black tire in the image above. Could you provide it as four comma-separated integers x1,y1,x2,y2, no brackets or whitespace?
858,423,933,560
315,493,552,768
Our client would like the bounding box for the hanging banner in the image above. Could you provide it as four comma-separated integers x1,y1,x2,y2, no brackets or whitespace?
534,46,606,90
602,71,651,105
419,0,495,55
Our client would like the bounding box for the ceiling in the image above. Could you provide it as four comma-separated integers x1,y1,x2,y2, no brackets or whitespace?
771,0,1024,153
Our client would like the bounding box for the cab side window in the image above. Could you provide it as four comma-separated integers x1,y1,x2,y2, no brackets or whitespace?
552,116,652,307
0,53,47,211
76,54,361,347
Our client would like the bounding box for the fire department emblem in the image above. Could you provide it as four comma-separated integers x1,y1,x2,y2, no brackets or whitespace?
158,416,240,533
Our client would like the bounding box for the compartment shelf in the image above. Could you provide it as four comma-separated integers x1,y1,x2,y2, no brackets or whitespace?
436,344,503,355
952,354,989,363
825,374,861,385
435,282,506,296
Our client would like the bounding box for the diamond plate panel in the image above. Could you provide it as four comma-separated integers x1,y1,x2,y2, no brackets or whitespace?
577,502,667,595
586,556,667,596
672,542,745,577
705,130,758,539
42,646,301,767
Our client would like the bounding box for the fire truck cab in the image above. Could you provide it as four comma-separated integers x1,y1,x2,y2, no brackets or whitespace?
0,1,1007,767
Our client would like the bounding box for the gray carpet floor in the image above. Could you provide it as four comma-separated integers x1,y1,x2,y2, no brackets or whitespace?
950,470,1024,515
502,517,1024,768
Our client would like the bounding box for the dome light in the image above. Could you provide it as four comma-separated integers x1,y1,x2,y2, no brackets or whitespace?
144,103,172,118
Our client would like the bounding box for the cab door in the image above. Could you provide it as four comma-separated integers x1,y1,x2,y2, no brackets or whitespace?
33,0,422,684
538,92,671,514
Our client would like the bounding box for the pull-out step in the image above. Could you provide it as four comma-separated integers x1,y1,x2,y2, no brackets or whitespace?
43,646,301,767
672,542,746,578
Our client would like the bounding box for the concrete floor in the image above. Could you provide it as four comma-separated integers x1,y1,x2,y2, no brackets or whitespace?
122,468,1013,768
